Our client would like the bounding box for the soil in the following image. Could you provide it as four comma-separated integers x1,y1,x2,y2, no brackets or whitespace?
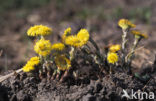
0,57,156,101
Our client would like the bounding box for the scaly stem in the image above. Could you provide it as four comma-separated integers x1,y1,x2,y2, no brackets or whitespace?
126,37,141,66
121,29,128,67
39,55,46,77
69,47,75,61
125,37,141,74
122,29,128,51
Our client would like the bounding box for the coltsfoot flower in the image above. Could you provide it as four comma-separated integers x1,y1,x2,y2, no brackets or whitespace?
22,56,40,72
118,19,136,30
34,38,52,56
107,52,118,64
62,27,71,42
27,25,52,36
77,29,90,44
29,56,40,64
65,29,89,47
51,43,65,51
65,35,80,47
131,30,148,39
55,55,71,71
109,44,121,52
23,65,35,73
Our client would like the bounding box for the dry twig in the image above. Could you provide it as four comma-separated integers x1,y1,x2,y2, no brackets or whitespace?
0,68,23,82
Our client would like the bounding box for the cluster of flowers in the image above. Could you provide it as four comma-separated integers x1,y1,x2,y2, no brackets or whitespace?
22,25,90,78
107,19,148,65
22,18,148,77
118,19,148,72
22,56,40,72
118,19,148,39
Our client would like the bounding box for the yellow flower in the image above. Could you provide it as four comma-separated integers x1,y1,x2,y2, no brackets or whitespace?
65,35,80,47
51,43,65,51
131,30,148,39
62,27,71,42
107,52,118,64
22,56,40,72
55,55,71,71
65,29,90,47
22,65,35,72
34,38,52,56
29,56,40,65
77,29,89,44
118,19,136,29
27,25,52,36
109,44,121,52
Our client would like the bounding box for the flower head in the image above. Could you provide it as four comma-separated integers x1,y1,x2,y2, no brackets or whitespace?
62,27,71,42
77,29,90,44
22,56,40,72
51,43,65,51
131,30,148,39
118,19,136,30
29,56,40,64
34,38,52,56
65,29,89,47
109,44,121,52
65,35,80,47
55,55,71,71
107,52,118,64
27,25,52,36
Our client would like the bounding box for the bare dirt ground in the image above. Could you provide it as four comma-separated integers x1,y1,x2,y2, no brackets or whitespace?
0,60,156,101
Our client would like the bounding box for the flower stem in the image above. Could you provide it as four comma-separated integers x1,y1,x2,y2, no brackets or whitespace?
89,37,108,74
126,37,141,66
122,29,128,50
69,47,75,61
109,65,112,74
121,29,128,67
